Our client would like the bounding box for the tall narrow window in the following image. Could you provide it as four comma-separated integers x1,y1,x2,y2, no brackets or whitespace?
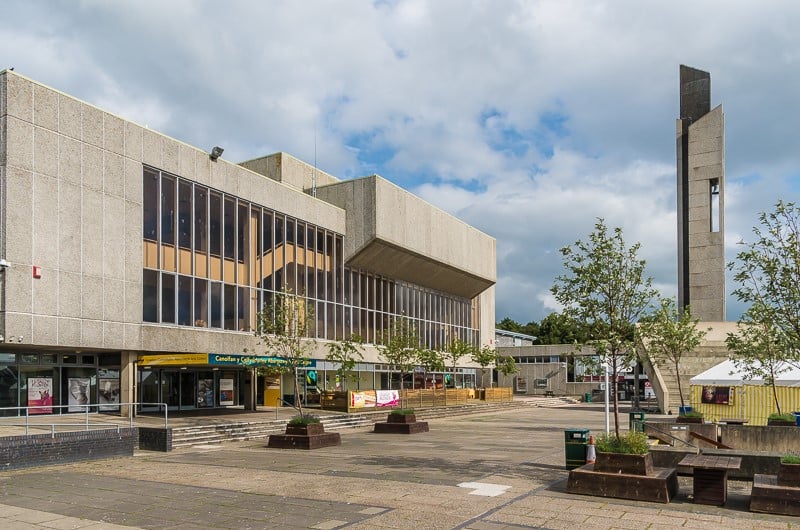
194,278,208,327
210,282,222,328
710,179,720,232
178,275,192,326
143,270,159,322
161,273,176,324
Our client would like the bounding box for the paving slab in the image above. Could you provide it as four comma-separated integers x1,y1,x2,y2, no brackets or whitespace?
1,402,797,529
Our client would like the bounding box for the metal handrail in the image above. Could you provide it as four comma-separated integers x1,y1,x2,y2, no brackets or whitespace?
275,398,296,419
638,420,697,448
0,402,169,435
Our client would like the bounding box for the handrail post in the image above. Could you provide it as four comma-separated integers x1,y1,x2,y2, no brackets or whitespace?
276,398,280,420
85,404,90,431
164,404,168,429
25,407,29,435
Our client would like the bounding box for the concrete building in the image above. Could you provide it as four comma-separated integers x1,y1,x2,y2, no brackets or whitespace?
676,65,726,321
0,70,496,415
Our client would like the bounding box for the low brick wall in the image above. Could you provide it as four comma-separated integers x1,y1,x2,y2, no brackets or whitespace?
0,428,137,471
138,427,173,452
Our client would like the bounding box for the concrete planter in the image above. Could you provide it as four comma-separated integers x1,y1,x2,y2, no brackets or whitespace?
285,423,325,436
374,413,429,434
767,419,796,426
593,451,654,476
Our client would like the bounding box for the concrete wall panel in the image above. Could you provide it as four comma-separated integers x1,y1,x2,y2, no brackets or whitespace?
103,112,124,156
81,143,103,191
124,122,143,161
58,271,81,318
32,265,58,317
124,200,142,282
103,278,125,322
103,195,126,279
81,104,103,148
82,189,103,276
81,319,103,348
81,275,103,320
123,280,141,324
32,314,57,345
58,181,81,272
58,135,81,186
6,74,32,122
142,128,161,168
103,321,125,349
5,312,32,343
33,126,58,177
103,151,124,197
161,136,179,175
58,94,81,140
33,173,59,269
57,317,81,347
6,166,33,265
6,116,33,171
122,323,142,350
5,265,31,313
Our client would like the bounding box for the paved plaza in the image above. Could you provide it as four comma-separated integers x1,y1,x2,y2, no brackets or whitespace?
0,402,796,529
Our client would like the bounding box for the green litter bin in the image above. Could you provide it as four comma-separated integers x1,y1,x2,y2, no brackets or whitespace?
584,392,591,403
564,428,590,470
629,411,645,432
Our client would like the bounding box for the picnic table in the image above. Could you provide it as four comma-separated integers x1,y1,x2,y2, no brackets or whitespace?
679,454,742,505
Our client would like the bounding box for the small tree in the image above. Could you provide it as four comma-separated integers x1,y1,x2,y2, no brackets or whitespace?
551,219,657,438
495,353,518,383
727,201,800,413
377,316,422,390
251,289,316,418
442,338,472,388
471,345,496,388
639,299,708,412
727,301,791,414
325,334,365,392
416,348,445,388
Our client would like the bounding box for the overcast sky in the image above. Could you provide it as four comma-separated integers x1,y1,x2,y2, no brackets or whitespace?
2,0,799,324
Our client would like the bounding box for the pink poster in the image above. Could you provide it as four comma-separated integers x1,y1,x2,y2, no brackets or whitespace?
28,377,53,414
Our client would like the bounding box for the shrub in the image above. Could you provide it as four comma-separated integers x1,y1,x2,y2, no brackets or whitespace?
288,414,320,425
781,453,800,465
768,412,796,422
390,408,415,416
594,431,650,455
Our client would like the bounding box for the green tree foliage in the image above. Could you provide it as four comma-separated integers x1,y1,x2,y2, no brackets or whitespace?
251,289,316,417
536,312,593,345
470,345,497,388
442,338,473,376
639,299,708,411
325,334,365,392
495,354,518,379
377,316,423,390
551,219,657,438
496,317,539,338
727,201,800,414
416,348,445,387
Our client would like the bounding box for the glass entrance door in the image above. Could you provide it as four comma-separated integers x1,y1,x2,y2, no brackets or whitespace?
161,371,180,409
180,371,195,408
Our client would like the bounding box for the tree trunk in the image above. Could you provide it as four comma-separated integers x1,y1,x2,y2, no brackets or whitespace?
674,360,685,410
294,368,304,418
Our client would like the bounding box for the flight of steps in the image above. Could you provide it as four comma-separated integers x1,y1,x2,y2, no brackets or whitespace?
651,344,729,415
170,400,533,449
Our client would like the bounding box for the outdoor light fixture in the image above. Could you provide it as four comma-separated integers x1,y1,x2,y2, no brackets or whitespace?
210,146,224,161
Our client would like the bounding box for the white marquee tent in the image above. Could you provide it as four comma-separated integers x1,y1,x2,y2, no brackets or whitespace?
690,359,800,387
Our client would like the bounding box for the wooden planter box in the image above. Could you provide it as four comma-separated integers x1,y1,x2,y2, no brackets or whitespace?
387,413,417,424
268,422,341,450
593,451,654,476
767,419,797,426
778,462,800,487
676,416,703,424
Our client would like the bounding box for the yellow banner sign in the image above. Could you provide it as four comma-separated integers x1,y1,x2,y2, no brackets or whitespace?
138,354,209,366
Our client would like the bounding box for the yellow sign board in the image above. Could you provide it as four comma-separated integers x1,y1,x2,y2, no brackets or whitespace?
138,354,209,366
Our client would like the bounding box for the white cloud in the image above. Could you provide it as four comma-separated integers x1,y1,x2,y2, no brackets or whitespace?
2,0,799,324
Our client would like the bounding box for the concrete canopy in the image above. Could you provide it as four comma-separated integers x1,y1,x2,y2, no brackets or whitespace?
315,176,496,299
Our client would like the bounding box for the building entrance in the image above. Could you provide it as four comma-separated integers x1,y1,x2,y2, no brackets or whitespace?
139,368,242,411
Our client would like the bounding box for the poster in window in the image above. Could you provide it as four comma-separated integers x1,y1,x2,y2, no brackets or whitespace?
28,377,53,414
68,377,91,412
701,385,731,405
515,377,527,393
197,378,214,408
219,378,234,406
98,378,120,411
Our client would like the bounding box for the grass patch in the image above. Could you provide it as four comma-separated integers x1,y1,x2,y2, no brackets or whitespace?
768,412,796,422
781,453,800,465
288,414,321,425
678,410,703,419
595,431,650,455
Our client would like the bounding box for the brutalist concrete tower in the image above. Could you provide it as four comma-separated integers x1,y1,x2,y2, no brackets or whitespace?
677,65,726,321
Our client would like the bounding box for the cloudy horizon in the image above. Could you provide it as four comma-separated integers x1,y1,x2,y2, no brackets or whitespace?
3,0,799,325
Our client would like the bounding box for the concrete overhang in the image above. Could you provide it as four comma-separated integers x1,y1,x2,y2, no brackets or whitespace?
315,176,496,299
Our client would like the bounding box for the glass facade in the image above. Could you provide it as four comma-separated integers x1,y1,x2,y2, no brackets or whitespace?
142,166,480,348
0,352,121,417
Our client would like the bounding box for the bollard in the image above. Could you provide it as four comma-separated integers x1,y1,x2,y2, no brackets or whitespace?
585,434,596,465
